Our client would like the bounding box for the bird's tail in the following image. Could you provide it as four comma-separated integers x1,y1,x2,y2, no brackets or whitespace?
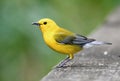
83,41,112,48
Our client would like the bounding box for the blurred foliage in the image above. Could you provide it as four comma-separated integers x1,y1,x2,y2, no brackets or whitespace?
0,0,120,81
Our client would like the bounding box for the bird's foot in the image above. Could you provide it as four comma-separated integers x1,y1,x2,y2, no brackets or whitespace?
55,57,71,68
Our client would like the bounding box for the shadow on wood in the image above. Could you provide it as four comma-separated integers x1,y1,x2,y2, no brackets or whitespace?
41,6,120,81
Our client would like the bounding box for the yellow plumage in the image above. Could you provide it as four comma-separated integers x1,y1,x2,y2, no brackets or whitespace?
43,27,82,59
32,18,112,67
38,18,82,59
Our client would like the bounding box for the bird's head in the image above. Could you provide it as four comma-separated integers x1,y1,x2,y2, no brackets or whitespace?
32,18,59,32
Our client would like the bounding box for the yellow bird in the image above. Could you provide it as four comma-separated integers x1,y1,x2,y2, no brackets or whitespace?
32,18,112,68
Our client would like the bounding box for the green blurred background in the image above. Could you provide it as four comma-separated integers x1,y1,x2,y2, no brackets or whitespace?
0,0,120,81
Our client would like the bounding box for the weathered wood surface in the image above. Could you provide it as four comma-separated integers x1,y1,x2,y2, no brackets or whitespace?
41,6,120,81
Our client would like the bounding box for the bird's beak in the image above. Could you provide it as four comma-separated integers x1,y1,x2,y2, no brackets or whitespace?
32,22,40,26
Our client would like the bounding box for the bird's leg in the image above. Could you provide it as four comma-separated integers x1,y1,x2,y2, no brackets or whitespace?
57,56,71,68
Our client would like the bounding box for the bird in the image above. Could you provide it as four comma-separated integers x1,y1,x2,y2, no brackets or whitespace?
32,18,112,68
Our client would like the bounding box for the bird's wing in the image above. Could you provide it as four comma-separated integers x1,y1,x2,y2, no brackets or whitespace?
54,31,95,46
72,34,95,46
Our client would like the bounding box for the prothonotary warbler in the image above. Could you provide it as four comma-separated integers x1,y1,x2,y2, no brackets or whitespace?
32,18,112,68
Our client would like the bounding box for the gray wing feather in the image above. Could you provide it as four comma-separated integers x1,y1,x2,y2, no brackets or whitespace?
72,34,95,46
57,34,95,46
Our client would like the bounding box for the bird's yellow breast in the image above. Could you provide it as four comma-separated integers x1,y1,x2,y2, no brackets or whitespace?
42,30,82,55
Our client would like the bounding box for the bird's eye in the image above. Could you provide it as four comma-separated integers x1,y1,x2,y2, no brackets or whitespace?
43,22,47,25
